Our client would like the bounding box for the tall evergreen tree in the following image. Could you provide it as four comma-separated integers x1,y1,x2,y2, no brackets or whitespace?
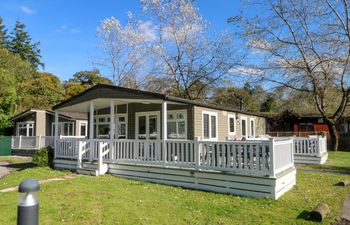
10,20,44,69
0,17,9,49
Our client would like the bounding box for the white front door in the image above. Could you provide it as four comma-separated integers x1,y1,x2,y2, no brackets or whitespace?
136,112,160,140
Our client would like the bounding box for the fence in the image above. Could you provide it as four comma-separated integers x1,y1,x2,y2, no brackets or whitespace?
12,136,54,150
294,136,327,157
0,136,12,155
55,138,295,178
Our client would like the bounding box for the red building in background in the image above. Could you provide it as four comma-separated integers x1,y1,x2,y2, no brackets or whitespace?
267,110,350,138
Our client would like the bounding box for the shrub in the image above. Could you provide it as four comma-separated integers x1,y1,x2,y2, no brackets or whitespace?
32,147,54,167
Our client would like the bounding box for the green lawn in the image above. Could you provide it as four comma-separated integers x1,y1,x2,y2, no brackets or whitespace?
0,155,349,224
0,156,32,164
297,151,350,173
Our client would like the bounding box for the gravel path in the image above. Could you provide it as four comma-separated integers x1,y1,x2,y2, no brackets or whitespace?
0,175,75,193
341,191,350,223
0,162,11,178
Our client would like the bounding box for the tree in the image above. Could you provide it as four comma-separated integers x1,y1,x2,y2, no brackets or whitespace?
64,69,112,99
21,72,65,109
231,0,350,150
260,93,278,112
0,17,9,49
9,20,44,69
211,87,260,112
95,16,144,86
0,63,16,117
0,48,35,114
138,0,241,100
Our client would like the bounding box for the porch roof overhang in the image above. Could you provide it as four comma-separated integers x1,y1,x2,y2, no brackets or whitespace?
9,109,86,121
52,84,265,117
52,84,185,112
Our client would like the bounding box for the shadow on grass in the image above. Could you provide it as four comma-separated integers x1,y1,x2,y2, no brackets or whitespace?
319,165,350,174
296,210,312,221
3,162,35,171
298,165,350,174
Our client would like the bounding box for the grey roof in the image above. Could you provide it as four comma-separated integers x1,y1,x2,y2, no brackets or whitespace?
47,110,88,120
53,84,265,118
9,109,87,121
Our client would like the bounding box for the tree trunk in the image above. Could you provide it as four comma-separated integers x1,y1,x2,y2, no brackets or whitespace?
310,203,330,222
338,180,350,186
327,121,339,151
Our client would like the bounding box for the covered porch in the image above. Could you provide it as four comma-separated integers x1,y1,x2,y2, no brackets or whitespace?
52,84,296,200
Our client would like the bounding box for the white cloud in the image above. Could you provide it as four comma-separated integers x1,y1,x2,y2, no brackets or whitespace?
138,21,156,41
20,6,36,15
55,25,81,34
229,67,262,76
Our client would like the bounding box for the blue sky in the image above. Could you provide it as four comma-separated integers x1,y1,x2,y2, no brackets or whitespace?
0,1,241,81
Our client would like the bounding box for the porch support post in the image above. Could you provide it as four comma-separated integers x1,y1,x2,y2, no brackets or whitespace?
89,101,94,161
54,112,59,158
110,100,115,161
162,101,167,166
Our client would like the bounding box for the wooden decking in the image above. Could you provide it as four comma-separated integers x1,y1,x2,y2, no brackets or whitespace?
294,136,328,164
54,138,296,199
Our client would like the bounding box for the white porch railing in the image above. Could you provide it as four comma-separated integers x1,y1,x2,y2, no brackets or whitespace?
12,136,54,150
55,137,295,177
294,136,327,157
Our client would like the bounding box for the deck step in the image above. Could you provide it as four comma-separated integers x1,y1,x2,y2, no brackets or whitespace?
81,162,99,169
77,167,98,176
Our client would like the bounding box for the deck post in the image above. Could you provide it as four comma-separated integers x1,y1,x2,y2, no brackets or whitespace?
316,135,321,156
195,137,199,170
89,101,94,161
19,135,22,150
54,112,59,158
38,135,41,149
110,100,115,162
162,101,167,167
269,138,275,177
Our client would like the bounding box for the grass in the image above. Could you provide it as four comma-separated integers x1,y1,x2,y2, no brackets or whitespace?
0,156,70,189
0,156,32,164
0,154,349,224
0,171,348,224
297,151,350,173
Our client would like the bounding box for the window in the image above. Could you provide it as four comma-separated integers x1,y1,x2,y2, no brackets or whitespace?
250,118,255,137
52,122,74,136
167,110,187,139
116,115,127,139
80,122,87,136
241,116,247,138
149,115,158,140
228,115,236,135
202,111,217,140
95,115,110,138
136,112,160,140
299,122,314,132
17,122,34,136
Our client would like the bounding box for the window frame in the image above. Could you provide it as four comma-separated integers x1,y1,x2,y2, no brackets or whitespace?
16,122,35,136
79,121,88,137
116,114,128,139
202,111,218,141
51,122,75,137
228,114,236,136
167,110,187,140
94,115,110,138
240,116,248,138
249,118,255,137
135,111,160,140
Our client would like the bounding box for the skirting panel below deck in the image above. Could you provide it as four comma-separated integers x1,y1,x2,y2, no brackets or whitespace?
294,153,328,165
108,163,296,200
54,159,78,171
